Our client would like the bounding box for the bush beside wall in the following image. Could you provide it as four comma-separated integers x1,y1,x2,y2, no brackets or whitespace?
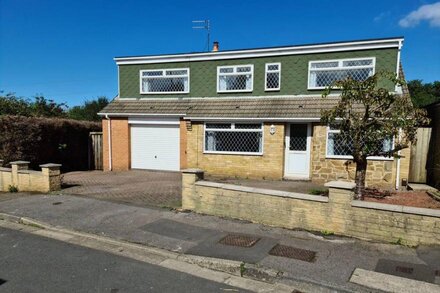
0,115,101,171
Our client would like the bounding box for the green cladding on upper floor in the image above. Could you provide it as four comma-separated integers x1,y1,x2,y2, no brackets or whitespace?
115,37,403,99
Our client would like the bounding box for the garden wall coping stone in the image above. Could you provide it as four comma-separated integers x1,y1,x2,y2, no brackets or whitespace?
195,180,329,203
351,200,440,217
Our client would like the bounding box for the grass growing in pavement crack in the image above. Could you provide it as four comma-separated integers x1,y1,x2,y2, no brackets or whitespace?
20,221,45,229
240,262,246,277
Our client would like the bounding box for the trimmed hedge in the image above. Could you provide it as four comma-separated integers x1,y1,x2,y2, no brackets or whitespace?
0,115,101,171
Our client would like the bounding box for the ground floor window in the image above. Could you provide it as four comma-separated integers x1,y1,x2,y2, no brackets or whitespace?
326,126,393,159
204,123,263,154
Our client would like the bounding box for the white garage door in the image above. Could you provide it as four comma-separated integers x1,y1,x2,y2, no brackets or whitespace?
130,123,180,171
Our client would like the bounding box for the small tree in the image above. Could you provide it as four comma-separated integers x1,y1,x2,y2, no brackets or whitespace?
68,96,109,121
321,71,429,199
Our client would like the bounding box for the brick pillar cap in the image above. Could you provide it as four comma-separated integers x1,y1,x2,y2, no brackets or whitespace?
10,161,30,165
181,168,204,174
324,181,356,190
39,163,62,168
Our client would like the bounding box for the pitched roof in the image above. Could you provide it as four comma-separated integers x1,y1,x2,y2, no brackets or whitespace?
99,96,349,119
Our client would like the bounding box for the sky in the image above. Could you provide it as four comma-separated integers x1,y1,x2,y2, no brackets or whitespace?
0,0,439,106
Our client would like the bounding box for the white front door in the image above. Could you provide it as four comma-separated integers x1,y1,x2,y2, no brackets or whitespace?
284,123,311,179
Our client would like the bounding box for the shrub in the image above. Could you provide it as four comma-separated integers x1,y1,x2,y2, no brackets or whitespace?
309,188,329,196
8,185,18,193
0,115,101,172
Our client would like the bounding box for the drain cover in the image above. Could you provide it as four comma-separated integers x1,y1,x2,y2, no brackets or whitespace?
269,244,316,262
218,234,260,247
396,266,414,274
52,202,62,205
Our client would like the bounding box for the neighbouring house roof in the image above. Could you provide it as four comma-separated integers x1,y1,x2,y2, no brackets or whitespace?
99,96,363,119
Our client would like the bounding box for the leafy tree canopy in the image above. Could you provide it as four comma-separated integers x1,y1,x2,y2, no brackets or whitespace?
67,96,109,122
407,80,440,107
322,71,429,199
0,92,108,121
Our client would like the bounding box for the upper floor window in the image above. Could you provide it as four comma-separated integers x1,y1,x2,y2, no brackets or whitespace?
308,58,375,89
265,63,281,91
140,68,189,94
217,65,253,93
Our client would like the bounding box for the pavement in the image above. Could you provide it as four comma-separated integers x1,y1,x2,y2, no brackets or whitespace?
1,193,439,292
0,226,250,293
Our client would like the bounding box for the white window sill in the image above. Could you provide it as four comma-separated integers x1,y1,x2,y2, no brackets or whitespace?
140,91,189,95
325,155,394,161
217,90,253,93
203,151,263,156
265,88,280,92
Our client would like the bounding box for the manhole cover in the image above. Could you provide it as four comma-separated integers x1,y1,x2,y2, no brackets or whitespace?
396,266,414,274
269,244,316,262
218,234,260,247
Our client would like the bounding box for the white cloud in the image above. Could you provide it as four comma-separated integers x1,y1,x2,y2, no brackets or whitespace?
399,2,440,28
374,12,390,23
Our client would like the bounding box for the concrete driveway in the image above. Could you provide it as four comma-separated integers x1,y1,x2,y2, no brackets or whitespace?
61,170,182,208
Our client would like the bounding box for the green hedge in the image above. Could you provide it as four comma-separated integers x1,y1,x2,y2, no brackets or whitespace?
0,115,101,171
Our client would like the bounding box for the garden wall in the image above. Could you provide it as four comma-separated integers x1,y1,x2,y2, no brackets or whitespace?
0,160,61,193
0,115,101,171
182,169,440,246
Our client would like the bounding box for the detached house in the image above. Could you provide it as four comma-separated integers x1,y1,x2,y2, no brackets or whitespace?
99,37,411,188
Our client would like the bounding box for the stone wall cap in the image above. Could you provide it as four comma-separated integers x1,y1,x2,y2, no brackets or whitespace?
325,181,356,190
195,180,329,203
10,161,30,165
182,168,204,174
352,200,440,217
39,163,62,168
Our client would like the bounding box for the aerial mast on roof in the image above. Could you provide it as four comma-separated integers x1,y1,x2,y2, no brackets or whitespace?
192,20,211,52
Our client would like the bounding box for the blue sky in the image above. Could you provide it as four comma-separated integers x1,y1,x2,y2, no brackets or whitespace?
0,0,439,106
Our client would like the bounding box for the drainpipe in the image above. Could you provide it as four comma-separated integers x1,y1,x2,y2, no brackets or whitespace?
105,114,112,171
395,128,402,190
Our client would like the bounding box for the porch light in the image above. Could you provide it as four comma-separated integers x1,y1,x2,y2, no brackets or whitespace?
270,124,276,135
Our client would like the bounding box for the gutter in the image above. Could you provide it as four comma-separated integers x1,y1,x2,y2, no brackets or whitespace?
395,128,402,190
105,114,112,171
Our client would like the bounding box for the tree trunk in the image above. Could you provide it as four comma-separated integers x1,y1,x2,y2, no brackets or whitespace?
354,158,367,200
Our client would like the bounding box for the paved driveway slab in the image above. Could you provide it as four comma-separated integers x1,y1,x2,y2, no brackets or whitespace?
61,170,182,208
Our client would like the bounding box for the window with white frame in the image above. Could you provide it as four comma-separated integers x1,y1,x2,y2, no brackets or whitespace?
204,123,263,154
326,126,393,159
140,68,189,94
265,63,281,91
217,65,253,92
308,58,375,89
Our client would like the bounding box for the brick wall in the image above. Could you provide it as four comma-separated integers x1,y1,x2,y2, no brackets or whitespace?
182,171,440,246
186,122,285,180
180,120,188,169
310,124,410,188
102,118,130,171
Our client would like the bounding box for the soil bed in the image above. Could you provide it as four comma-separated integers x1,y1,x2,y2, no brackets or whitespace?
364,190,440,209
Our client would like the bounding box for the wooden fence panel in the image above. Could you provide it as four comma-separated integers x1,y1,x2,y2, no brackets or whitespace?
89,132,103,170
409,128,431,183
